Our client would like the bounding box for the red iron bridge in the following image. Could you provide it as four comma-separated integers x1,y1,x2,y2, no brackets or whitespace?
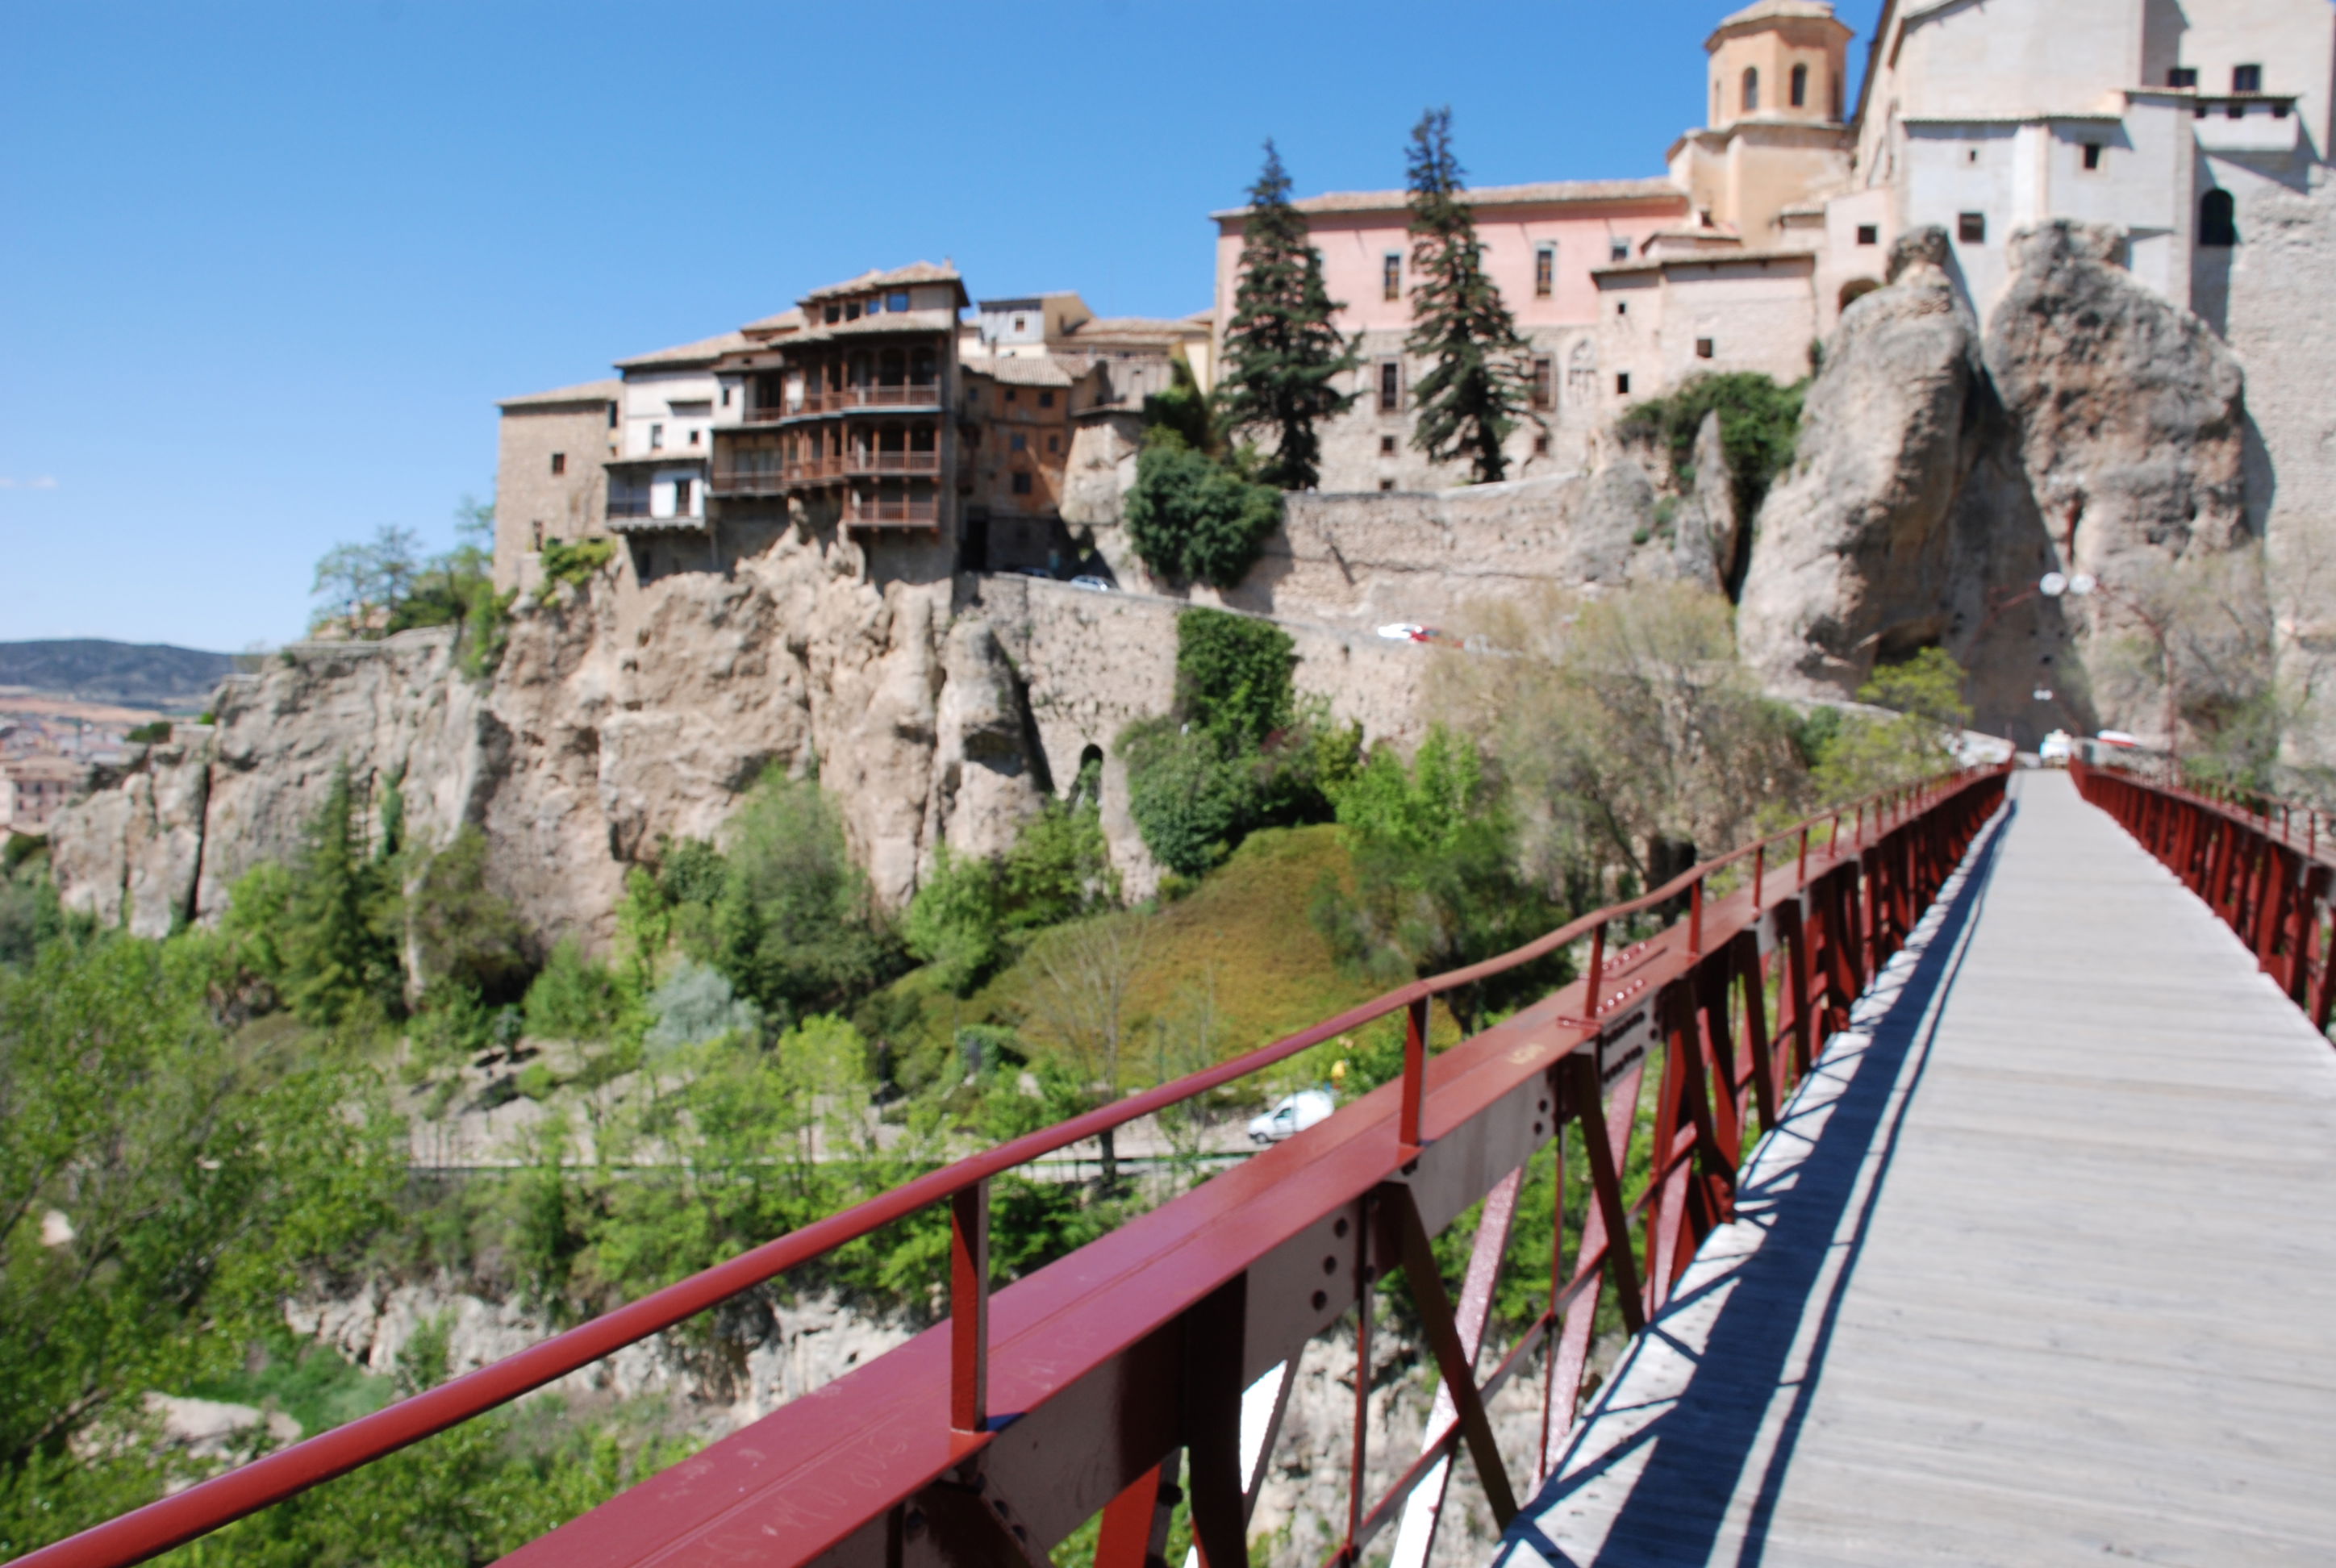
21,762,2336,1566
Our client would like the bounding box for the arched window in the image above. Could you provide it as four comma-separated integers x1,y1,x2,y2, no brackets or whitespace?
1742,66,1759,114
2200,187,2238,246
1791,63,1808,108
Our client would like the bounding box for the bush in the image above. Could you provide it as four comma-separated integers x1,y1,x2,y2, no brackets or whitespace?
126,720,171,744
1809,648,1973,803
1124,436,1283,590
222,765,403,1030
644,960,761,1058
408,828,529,1003
524,938,621,1041
1119,611,1358,877
701,770,899,1024
536,538,616,602
1621,371,1806,524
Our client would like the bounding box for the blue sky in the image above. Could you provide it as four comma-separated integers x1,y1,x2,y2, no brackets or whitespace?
0,0,1881,651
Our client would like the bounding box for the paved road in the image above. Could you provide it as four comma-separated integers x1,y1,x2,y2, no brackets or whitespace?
1495,769,2336,1566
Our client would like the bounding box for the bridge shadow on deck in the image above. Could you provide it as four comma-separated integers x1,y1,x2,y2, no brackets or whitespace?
1502,801,2013,1568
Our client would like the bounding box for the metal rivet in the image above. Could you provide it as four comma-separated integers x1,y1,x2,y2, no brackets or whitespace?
905,1511,927,1538
1312,1290,1329,1311
1333,1217,1349,1238
1533,1122,1543,1136
1538,1099,1550,1114
1323,1255,1337,1274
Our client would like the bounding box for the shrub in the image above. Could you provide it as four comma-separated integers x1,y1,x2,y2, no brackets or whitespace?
536,538,616,602
707,769,899,1023
1123,436,1283,590
524,937,622,1041
1810,648,1973,803
1621,371,1806,524
408,827,529,1003
125,720,170,744
902,843,1002,995
223,765,403,1029
644,960,760,1058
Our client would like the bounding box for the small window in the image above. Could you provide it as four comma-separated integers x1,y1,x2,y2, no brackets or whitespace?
2274,102,2291,119
2234,64,2262,93
824,304,841,323
1533,433,1551,457
1609,237,1630,263
1533,244,1554,296
649,422,665,450
2228,99,2246,119
1378,361,1401,413
1616,373,1631,396
2083,143,2102,170
845,302,861,321
1617,299,1629,316
2200,188,2238,247
674,478,693,514
1379,477,1396,492
1856,223,1879,245
1004,387,1018,403
688,428,701,445
1530,355,1554,409
1379,436,1397,456
2168,67,2197,89
1010,432,1027,452
549,452,566,476
1012,473,1032,495
1013,315,1027,333
1047,435,1060,453
607,403,618,428
1038,390,1054,408
1968,147,1980,163
1696,338,1715,360
1383,252,1403,301
1791,63,1808,108
1958,211,1987,244
720,386,732,407
889,291,910,311
1698,208,1713,228
1742,66,1759,115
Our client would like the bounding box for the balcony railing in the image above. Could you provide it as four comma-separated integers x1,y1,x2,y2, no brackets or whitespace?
712,451,941,491
846,496,941,528
847,450,941,477
709,467,788,495
749,382,944,420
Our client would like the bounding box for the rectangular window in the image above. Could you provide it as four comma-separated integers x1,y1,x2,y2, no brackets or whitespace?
649,422,665,450
1609,237,1630,263
1616,372,1631,396
607,403,618,428
1958,211,1987,244
1856,223,1879,245
2083,143,2103,170
1379,361,1401,413
1038,390,1054,408
2234,64,2262,93
889,291,911,311
2168,66,2197,88
1617,299,1629,316
1047,435,1060,453
1379,436,1397,456
1010,432,1027,452
549,452,566,476
1696,337,1715,360
720,386,732,407
1012,473,1032,495
1533,433,1551,457
1530,356,1554,409
1005,387,1018,402
1534,245,1554,296
688,428,701,445
674,478,693,515
2228,99,2246,119
1383,252,1402,301
1379,477,1395,491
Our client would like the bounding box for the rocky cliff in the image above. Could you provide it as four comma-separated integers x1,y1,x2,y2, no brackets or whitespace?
1741,221,2261,746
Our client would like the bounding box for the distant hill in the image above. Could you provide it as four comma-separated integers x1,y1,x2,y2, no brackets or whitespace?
0,640,240,711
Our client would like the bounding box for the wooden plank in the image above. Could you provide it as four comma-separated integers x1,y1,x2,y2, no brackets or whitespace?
1497,771,2336,1566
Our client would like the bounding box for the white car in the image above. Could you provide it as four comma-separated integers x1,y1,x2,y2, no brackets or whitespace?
2038,729,2075,765
1070,575,1114,592
1247,1089,1336,1145
1376,622,1427,642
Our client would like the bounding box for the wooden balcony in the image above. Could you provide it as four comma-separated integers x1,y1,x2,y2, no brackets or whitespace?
846,495,941,528
709,466,787,496
752,382,944,419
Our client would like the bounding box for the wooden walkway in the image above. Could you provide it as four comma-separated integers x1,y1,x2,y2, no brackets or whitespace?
1495,769,2336,1566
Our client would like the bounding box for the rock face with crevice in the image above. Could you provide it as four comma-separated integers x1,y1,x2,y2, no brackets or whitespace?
1740,221,2260,746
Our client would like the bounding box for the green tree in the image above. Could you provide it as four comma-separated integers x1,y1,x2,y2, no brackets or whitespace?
524,937,622,1040
1620,372,1807,530
407,827,529,1003
1123,437,1284,590
1809,648,1973,803
225,765,403,1029
706,769,898,1024
310,525,423,639
1404,107,1533,485
1219,142,1360,491
0,934,393,1554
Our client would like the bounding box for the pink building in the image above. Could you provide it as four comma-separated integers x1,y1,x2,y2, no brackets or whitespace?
1213,180,1691,489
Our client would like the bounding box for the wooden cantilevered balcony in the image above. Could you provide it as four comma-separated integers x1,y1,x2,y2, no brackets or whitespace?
713,448,941,493
744,382,945,421
845,494,941,528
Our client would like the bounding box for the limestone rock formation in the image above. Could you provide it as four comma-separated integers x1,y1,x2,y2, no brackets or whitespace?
1741,221,2258,745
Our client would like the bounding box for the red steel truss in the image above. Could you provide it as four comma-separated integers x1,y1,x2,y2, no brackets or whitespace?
19,769,2011,1568
2074,760,2336,1033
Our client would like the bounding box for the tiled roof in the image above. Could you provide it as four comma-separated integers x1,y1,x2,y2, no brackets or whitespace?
743,307,806,337
802,261,968,305
1593,246,1817,277
1214,177,1683,221
498,377,622,410
1713,0,1845,30
613,332,751,371
1065,315,1212,343
968,354,1088,387
787,308,962,347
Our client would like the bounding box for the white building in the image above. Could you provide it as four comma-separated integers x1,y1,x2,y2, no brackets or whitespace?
606,332,740,536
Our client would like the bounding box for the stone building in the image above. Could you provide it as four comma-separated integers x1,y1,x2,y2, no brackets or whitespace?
490,380,619,590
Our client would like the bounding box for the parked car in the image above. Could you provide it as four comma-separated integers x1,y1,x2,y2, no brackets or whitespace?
1376,622,1432,642
1070,575,1114,592
1247,1088,1336,1145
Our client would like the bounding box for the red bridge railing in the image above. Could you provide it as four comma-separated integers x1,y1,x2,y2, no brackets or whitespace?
19,766,2012,1568
2073,759,2336,1033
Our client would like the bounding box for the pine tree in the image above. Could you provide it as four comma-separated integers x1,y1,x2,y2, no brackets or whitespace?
1218,142,1359,491
1403,108,1533,484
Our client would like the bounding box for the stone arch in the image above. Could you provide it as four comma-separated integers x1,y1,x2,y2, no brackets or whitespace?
2199,187,2238,247
1838,277,1882,311
1072,744,1105,809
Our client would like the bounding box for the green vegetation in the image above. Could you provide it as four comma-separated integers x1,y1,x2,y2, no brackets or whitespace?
536,537,616,603
904,782,1118,996
1218,142,1360,491
1621,371,1808,530
126,720,172,744
1123,435,1284,590
1116,610,1358,877
310,497,515,678
1404,107,1534,485
1808,647,1973,802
